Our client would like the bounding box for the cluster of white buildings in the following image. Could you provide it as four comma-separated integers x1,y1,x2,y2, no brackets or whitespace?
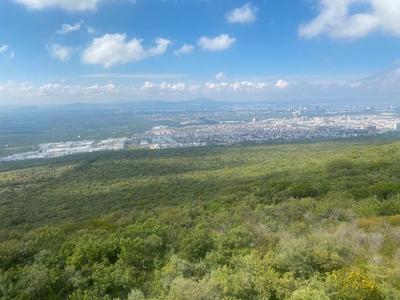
1,138,127,162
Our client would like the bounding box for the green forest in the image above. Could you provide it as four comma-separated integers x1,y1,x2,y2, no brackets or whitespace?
1,138,400,299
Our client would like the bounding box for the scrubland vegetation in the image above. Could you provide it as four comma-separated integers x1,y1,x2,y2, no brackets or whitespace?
1,138,400,299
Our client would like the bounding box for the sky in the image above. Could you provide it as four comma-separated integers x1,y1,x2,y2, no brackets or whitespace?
0,0,400,105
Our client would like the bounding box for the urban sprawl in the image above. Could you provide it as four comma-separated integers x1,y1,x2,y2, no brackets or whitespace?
3,106,400,162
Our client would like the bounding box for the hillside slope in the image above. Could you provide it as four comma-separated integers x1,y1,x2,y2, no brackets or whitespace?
1,138,400,299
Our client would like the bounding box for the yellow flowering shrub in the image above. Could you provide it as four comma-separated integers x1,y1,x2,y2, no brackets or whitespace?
328,268,383,300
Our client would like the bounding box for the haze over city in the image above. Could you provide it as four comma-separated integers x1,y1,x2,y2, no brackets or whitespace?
1,0,400,105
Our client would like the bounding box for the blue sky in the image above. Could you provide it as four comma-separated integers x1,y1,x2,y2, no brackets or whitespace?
0,0,400,105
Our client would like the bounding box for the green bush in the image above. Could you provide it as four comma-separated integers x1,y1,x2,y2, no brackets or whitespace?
180,229,214,262
325,159,354,173
290,183,319,198
289,287,329,300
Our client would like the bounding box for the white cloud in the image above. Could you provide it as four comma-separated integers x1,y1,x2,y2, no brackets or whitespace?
0,81,36,102
139,80,269,94
197,34,236,51
275,79,289,89
160,82,186,92
57,20,83,34
174,44,194,56
13,0,101,11
299,0,400,39
47,43,74,61
141,80,271,94
215,72,227,80
82,33,171,68
140,81,157,91
9,51,15,59
139,81,187,92
226,3,258,24
3,68,400,104
205,81,268,92
0,45,9,54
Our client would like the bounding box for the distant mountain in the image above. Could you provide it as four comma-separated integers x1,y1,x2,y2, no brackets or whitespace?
114,98,232,111
183,98,231,108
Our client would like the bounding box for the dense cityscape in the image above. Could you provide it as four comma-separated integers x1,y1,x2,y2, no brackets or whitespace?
132,112,400,149
2,104,400,162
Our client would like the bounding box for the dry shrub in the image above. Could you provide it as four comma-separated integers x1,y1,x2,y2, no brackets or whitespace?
357,217,385,233
358,215,400,232
388,215,400,227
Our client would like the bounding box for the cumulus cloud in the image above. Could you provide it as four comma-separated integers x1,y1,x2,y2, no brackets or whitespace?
139,81,187,92
138,80,270,94
174,44,194,56
0,81,36,103
197,34,236,51
160,82,186,92
299,0,400,39
13,0,101,11
140,81,157,91
205,81,268,92
47,43,74,61
275,79,289,89
226,3,258,23
0,45,9,54
82,33,171,68
57,20,83,34
3,68,400,104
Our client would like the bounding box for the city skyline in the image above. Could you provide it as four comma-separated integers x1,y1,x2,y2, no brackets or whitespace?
1,0,400,105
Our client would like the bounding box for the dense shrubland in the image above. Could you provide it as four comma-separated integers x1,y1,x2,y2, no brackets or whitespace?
1,138,400,299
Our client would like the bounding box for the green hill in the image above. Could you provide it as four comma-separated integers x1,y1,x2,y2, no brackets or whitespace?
1,138,400,299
